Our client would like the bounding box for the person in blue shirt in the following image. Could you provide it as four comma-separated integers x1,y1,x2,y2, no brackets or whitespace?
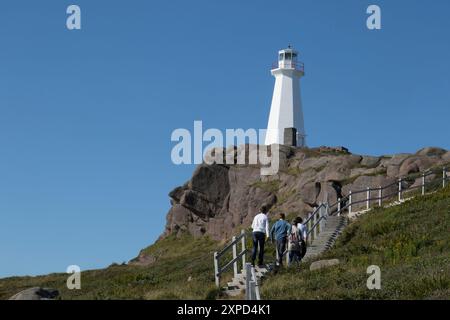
270,213,291,267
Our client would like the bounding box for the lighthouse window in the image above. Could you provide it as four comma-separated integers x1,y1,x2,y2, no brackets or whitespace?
279,53,284,60
285,52,292,60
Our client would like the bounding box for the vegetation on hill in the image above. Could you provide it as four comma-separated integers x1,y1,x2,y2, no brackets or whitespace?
1,186,448,300
0,236,221,300
260,186,450,299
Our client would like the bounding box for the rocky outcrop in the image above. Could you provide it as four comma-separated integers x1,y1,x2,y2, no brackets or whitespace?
9,287,59,300
310,259,340,271
161,146,449,241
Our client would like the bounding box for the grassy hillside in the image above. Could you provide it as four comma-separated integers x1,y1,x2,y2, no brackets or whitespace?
0,235,222,300
1,187,448,300
261,186,450,299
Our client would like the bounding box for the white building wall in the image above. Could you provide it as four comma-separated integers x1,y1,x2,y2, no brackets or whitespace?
265,68,305,146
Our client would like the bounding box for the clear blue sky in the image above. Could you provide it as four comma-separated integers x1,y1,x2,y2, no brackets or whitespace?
1,0,449,278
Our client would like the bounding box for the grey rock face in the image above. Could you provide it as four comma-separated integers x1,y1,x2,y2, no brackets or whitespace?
309,259,340,271
416,147,447,157
439,151,450,164
360,156,380,168
9,287,59,300
160,146,446,241
399,156,433,177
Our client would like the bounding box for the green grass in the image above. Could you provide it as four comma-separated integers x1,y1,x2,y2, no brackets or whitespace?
0,235,222,300
284,167,305,176
366,168,388,177
260,186,450,299
250,180,280,193
2,185,448,300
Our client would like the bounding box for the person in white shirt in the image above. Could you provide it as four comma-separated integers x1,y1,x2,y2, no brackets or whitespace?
296,217,307,260
251,205,270,267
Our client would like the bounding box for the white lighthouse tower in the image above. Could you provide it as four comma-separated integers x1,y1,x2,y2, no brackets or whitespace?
265,46,306,147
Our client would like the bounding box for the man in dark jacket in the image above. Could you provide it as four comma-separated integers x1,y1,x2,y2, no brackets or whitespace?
270,213,291,266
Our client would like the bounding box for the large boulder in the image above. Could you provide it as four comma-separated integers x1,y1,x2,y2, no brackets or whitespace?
180,190,220,219
299,156,330,171
360,156,380,168
442,151,450,163
164,204,194,237
188,164,230,205
399,156,433,177
343,175,397,210
382,154,412,166
310,259,340,271
160,145,445,242
416,147,447,157
299,181,321,205
9,287,59,300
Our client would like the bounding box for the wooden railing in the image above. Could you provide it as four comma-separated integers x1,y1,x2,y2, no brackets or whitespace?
213,230,246,288
329,167,448,216
245,263,261,300
214,204,333,286
213,166,448,290
303,203,330,245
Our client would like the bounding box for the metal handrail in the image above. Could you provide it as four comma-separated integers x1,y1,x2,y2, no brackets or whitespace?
214,166,448,288
304,203,329,244
245,263,261,300
214,230,247,288
220,250,247,274
306,215,326,237
250,266,261,300
348,188,369,196
303,204,322,225
331,166,448,216
216,232,246,259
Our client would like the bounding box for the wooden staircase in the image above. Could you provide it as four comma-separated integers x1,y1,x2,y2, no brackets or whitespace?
303,215,347,260
224,265,271,297
223,214,348,297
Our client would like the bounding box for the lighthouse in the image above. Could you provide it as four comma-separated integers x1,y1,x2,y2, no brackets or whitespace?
265,46,306,147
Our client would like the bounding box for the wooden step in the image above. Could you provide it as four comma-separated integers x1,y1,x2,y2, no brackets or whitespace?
225,288,244,297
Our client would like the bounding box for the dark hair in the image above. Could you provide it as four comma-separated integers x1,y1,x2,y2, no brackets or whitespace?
260,205,268,214
296,216,303,224
279,213,285,220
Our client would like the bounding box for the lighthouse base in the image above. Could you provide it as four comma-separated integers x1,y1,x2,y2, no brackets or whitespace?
284,128,297,147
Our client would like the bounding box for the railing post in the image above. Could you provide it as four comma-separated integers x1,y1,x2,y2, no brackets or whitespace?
232,236,238,278
319,205,324,232
241,230,246,268
378,186,382,207
245,263,251,300
307,212,312,245
349,191,352,214
398,178,402,202
422,172,425,195
337,198,341,216
214,252,220,288
286,246,289,266
366,187,370,210
443,167,447,189
249,281,256,300
313,208,318,240
250,267,260,300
